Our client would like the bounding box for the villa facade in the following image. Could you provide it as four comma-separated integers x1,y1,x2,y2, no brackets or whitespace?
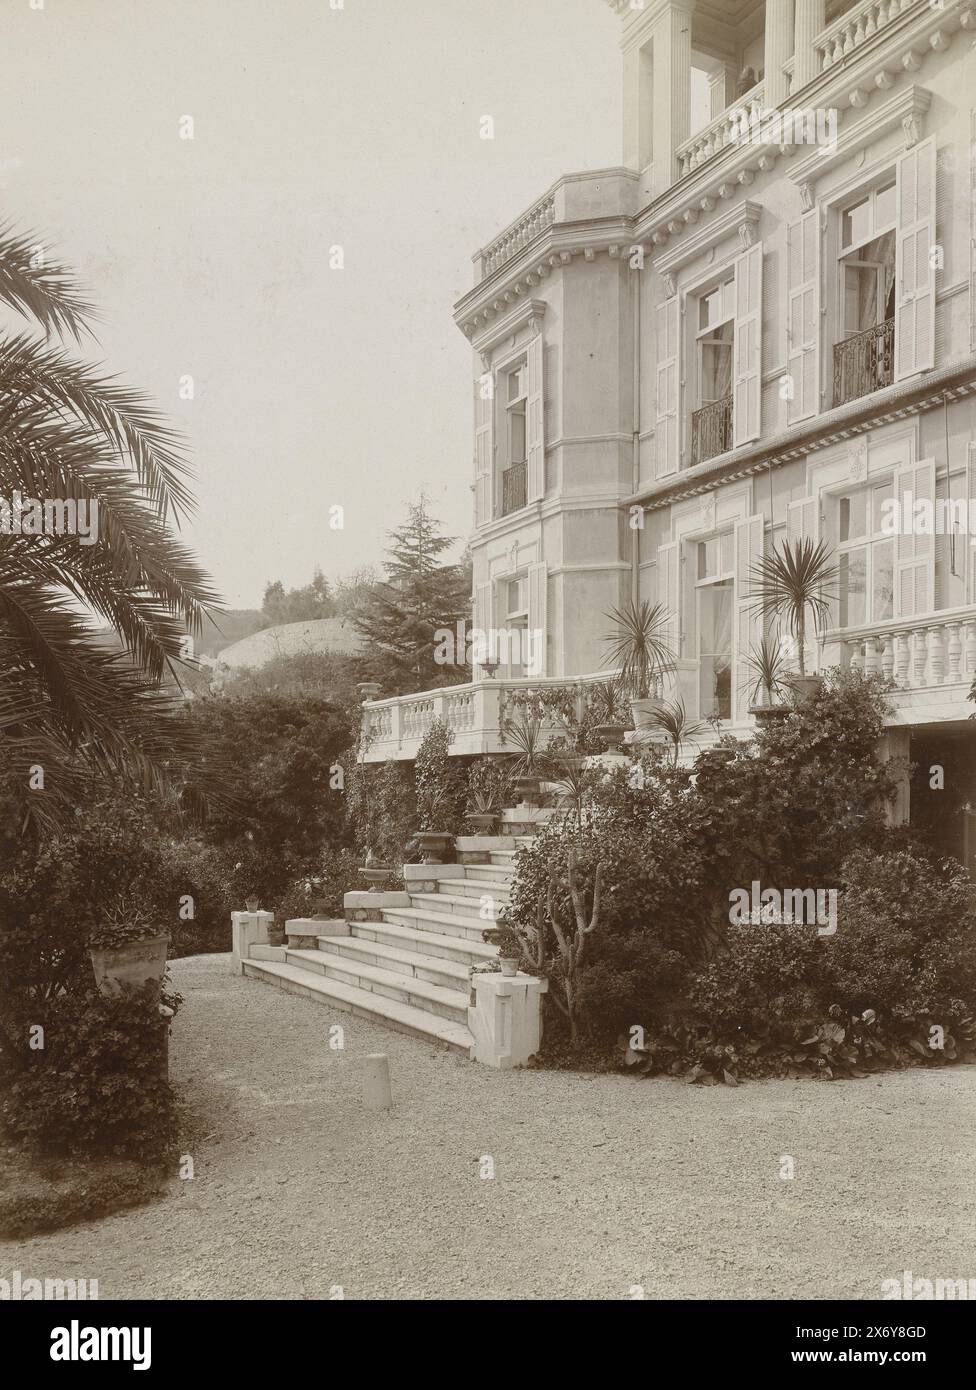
362,0,976,863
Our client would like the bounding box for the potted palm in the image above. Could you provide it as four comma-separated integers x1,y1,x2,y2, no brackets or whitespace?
465,787,499,835
502,713,552,807
602,599,677,730
749,538,838,703
743,635,792,722
641,696,706,769
89,896,168,998
587,677,632,753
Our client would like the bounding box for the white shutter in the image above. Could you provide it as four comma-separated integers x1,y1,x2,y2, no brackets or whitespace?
734,514,765,719
894,457,936,617
526,336,545,502
474,375,494,527
526,562,547,676
895,138,936,382
658,540,681,660
786,495,817,546
733,242,763,447
655,297,679,478
474,581,492,670
786,211,819,424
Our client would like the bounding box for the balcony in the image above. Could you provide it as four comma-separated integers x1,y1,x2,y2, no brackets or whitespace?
832,319,894,408
817,0,923,75
676,83,765,180
834,606,976,722
359,669,619,763
502,461,527,516
691,395,733,466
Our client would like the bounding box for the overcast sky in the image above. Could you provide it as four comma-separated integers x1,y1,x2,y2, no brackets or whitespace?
1,0,621,609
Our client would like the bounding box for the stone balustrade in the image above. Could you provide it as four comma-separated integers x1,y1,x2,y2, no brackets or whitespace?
817,0,920,73
838,609,976,691
675,83,766,178
479,193,556,279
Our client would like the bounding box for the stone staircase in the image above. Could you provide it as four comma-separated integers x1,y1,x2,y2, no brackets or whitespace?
241,836,534,1056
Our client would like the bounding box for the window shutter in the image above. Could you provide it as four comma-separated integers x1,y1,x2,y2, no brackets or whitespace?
474,376,494,527
895,138,936,381
734,514,764,720
733,243,763,447
786,211,819,424
473,581,493,671
526,336,545,502
655,297,679,478
786,495,817,546
894,457,936,617
526,562,547,676
658,540,681,660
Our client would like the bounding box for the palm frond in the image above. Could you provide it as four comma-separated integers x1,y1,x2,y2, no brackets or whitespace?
741,635,790,706
0,224,95,340
602,599,676,700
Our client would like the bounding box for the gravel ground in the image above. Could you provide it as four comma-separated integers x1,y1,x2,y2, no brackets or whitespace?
3,952,975,1300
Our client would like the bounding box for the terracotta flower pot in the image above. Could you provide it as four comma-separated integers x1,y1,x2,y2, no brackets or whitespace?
89,934,168,998
244,897,259,913
499,957,519,977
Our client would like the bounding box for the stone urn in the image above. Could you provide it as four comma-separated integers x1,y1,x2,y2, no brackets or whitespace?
411,831,454,864
594,724,630,754
361,865,393,892
630,695,668,730
514,774,542,808
465,812,498,836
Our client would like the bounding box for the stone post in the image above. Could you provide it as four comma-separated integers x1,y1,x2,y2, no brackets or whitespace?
468,972,548,1070
650,0,693,198
231,909,272,974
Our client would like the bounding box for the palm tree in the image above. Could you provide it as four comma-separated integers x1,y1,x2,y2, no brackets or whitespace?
0,225,220,835
742,634,791,708
602,598,676,699
748,538,838,678
644,696,706,767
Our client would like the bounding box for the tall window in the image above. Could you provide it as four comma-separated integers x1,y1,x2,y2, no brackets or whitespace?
502,363,528,514
503,575,528,678
692,279,735,465
834,181,896,406
835,482,894,628
696,533,734,720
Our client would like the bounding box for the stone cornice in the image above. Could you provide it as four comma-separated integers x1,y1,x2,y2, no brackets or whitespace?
652,201,762,279
788,84,932,194
624,356,976,511
470,298,547,355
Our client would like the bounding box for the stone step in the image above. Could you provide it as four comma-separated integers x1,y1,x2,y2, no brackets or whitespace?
351,917,497,967
316,934,471,994
242,959,474,1054
436,877,512,901
285,949,469,1024
407,892,503,923
381,906,492,945
489,849,518,866
459,863,516,885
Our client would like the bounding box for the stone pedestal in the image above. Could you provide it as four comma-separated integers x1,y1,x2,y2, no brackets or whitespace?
285,917,349,950
402,864,460,893
231,910,273,974
468,972,548,1070
343,890,411,923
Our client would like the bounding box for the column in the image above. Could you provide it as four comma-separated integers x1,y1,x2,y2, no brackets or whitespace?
622,41,654,172
707,63,737,120
764,0,795,110
793,0,826,92
651,0,693,198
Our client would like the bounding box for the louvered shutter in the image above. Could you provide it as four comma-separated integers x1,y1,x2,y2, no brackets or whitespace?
786,211,819,424
733,243,763,447
895,139,936,381
526,562,547,676
526,336,545,502
474,375,494,527
734,514,765,719
655,297,679,478
893,458,936,616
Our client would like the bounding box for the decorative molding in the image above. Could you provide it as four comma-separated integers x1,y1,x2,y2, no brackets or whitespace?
788,85,932,192
849,437,868,482
738,220,758,250
652,201,761,278
470,299,547,354
798,181,814,212
701,493,717,532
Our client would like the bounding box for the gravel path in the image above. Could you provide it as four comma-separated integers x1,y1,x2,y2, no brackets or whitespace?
4,953,974,1300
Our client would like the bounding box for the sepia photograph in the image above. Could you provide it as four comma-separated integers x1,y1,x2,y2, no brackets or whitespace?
1,0,975,1347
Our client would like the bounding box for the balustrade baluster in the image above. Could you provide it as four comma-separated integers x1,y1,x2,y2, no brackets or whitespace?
880,634,895,683
927,626,945,686
912,629,927,688
849,640,865,675
965,622,976,679
895,632,911,687
946,624,962,683
863,638,880,678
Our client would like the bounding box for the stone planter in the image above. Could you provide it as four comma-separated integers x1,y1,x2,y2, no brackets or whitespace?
594,723,630,754
89,933,168,998
788,675,823,704
361,866,393,892
514,774,542,807
411,830,455,864
748,702,790,724
357,682,382,701
630,696,667,731
465,812,498,836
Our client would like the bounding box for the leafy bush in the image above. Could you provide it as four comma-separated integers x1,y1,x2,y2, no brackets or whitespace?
415,719,465,833
1,982,181,1163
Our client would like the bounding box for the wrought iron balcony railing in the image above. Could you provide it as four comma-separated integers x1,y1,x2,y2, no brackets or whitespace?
502,460,527,515
691,395,733,466
833,318,894,408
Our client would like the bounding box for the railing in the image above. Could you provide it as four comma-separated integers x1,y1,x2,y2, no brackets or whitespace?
676,84,765,178
817,0,920,73
836,609,976,690
691,395,733,465
359,669,621,762
480,193,556,279
832,318,894,408
502,460,527,515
